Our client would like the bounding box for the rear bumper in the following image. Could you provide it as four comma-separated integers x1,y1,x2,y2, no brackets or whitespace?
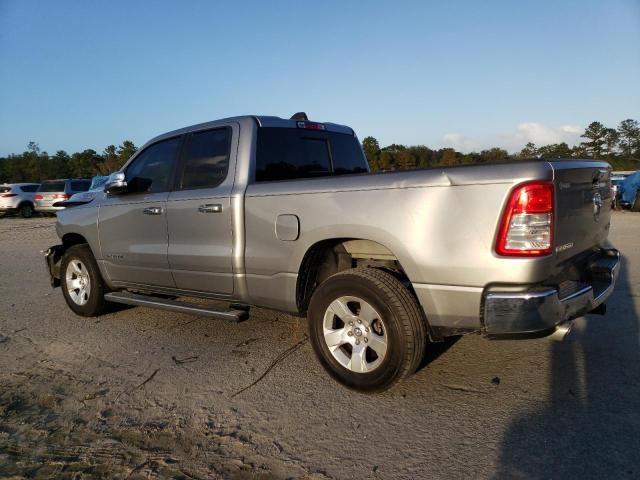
35,205,64,212
483,248,620,337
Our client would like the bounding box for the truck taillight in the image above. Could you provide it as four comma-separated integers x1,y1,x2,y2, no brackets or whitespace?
496,181,554,257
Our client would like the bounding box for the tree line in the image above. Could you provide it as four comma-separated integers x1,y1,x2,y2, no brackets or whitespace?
0,141,138,183
0,118,638,184
362,118,640,172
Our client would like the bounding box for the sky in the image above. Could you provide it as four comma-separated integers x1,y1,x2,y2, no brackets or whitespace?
0,0,639,156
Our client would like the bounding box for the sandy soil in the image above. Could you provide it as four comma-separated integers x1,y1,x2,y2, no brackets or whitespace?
0,212,639,479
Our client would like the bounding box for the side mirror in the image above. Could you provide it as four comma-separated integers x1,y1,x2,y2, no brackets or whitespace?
104,172,128,194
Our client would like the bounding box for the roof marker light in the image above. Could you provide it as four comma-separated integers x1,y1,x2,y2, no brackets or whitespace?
296,121,326,131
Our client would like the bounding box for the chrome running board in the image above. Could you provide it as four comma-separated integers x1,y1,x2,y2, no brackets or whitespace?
104,291,249,322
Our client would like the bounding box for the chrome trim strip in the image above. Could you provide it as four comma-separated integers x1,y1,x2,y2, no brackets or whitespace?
109,280,233,301
594,258,620,303
104,292,245,321
485,289,557,301
559,285,593,303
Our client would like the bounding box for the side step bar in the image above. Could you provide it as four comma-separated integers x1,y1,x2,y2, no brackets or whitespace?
104,291,249,322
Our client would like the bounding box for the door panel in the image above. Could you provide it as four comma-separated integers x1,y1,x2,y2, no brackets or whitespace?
166,125,236,294
97,136,181,287
166,190,233,293
99,192,174,286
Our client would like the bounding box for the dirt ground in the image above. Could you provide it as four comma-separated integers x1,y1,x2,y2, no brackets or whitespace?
1,212,639,479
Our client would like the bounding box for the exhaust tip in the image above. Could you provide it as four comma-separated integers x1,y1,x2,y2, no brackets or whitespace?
549,322,573,342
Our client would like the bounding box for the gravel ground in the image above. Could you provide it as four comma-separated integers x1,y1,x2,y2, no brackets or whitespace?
0,212,639,479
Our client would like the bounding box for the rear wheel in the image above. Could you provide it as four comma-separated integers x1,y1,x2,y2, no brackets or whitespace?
60,244,110,317
308,268,427,391
632,192,640,212
19,203,34,218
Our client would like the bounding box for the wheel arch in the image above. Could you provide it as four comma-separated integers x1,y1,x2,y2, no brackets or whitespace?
295,238,413,315
62,232,90,249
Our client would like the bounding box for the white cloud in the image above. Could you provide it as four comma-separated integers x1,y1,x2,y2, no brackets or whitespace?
441,133,474,151
442,122,584,153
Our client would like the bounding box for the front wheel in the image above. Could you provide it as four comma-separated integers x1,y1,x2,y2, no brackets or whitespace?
60,244,110,317
308,268,427,391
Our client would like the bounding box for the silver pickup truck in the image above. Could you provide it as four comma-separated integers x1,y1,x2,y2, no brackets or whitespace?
45,113,620,391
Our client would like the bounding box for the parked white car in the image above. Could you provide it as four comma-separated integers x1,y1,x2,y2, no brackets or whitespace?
0,183,40,218
34,178,91,214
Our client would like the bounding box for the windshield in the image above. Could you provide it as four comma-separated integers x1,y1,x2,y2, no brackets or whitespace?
89,176,109,191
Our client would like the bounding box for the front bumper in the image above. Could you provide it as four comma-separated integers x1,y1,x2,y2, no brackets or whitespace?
483,248,620,337
43,245,65,288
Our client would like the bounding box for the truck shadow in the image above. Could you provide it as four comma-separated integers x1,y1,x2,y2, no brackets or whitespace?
494,255,640,478
417,336,461,371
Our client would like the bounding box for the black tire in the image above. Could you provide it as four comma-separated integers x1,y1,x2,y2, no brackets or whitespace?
632,192,640,212
19,203,34,218
60,244,110,317
308,267,427,391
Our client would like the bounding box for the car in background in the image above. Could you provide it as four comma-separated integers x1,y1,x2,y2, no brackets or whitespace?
0,183,40,218
34,179,91,215
64,175,110,206
619,171,640,211
611,174,627,209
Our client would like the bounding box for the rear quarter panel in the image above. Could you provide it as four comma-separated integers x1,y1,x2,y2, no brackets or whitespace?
243,161,556,322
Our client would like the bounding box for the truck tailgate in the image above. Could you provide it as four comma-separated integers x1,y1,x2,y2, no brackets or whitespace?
552,160,612,264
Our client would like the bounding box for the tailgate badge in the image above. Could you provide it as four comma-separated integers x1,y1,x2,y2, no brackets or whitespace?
556,242,574,253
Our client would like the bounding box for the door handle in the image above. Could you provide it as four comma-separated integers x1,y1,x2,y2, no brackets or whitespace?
198,204,222,213
142,207,162,215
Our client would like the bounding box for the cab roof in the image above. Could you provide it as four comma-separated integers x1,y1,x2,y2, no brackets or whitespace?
143,114,354,151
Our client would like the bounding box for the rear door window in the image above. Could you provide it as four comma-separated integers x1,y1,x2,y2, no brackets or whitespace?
20,185,39,192
38,182,65,192
70,181,91,192
256,129,331,182
331,134,369,175
255,128,368,182
179,128,231,189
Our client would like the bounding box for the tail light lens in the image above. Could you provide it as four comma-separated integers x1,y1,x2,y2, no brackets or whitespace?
34,194,43,200
0,193,17,198
296,121,326,130
54,193,71,199
496,181,554,257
